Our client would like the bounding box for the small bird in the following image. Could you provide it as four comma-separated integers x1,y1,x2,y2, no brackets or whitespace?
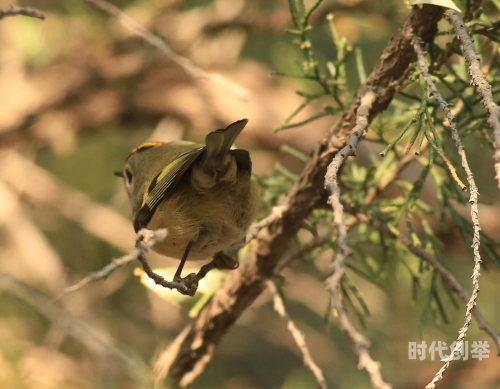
116,119,259,295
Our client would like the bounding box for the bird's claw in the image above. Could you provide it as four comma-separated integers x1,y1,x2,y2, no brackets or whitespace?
175,273,199,296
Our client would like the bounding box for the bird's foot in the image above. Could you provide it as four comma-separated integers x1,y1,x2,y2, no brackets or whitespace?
173,273,199,296
163,252,239,296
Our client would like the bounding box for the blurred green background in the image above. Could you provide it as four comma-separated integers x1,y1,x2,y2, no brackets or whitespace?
0,1,499,388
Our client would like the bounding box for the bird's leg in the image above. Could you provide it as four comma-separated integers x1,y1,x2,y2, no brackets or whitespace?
137,253,197,296
173,241,193,282
167,245,239,296
196,251,239,281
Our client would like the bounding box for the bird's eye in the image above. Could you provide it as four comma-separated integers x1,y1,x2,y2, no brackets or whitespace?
125,169,133,184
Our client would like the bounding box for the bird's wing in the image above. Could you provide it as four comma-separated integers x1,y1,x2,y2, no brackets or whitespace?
133,147,204,232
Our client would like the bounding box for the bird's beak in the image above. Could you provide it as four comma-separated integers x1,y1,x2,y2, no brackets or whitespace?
114,171,124,178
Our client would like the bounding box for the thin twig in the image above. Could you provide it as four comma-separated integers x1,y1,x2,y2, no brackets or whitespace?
435,149,467,191
62,228,176,296
324,90,391,389
268,281,328,389
412,34,485,389
0,6,45,20
324,91,375,275
324,91,376,265
82,0,249,102
349,210,500,354
444,10,500,190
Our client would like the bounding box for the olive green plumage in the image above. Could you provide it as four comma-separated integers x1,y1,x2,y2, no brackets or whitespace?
118,119,259,262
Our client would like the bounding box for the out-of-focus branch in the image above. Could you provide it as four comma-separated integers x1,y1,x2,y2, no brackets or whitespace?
465,0,484,22
444,10,500,190
0,181,65,294
276,231,335,271
412,35,485,389
199,1,400,36
324,91,391,389
0,151,134,252
364,148,423,204
62,229,168,297
0,274,148,383
268,281,328,389
150,5,444,387
481,42,499,75
82,0,249,102
0,6,45,20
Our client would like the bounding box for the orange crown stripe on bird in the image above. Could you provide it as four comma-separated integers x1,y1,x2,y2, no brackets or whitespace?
131,141,164,155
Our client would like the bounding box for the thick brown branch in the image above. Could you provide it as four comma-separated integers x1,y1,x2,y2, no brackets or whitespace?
151,5,444,387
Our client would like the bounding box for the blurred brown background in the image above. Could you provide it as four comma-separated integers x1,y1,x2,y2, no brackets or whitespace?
0,1,499,388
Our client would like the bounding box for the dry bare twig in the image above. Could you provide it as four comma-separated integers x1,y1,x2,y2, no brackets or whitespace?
62,228,214,297
324,91,392,389
412,35,485,389
82,0,249,102
0,6,45,20
324,91,375,264
435,149,467,191
444,10,500,190
268,281,328,389
62,229,181,296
